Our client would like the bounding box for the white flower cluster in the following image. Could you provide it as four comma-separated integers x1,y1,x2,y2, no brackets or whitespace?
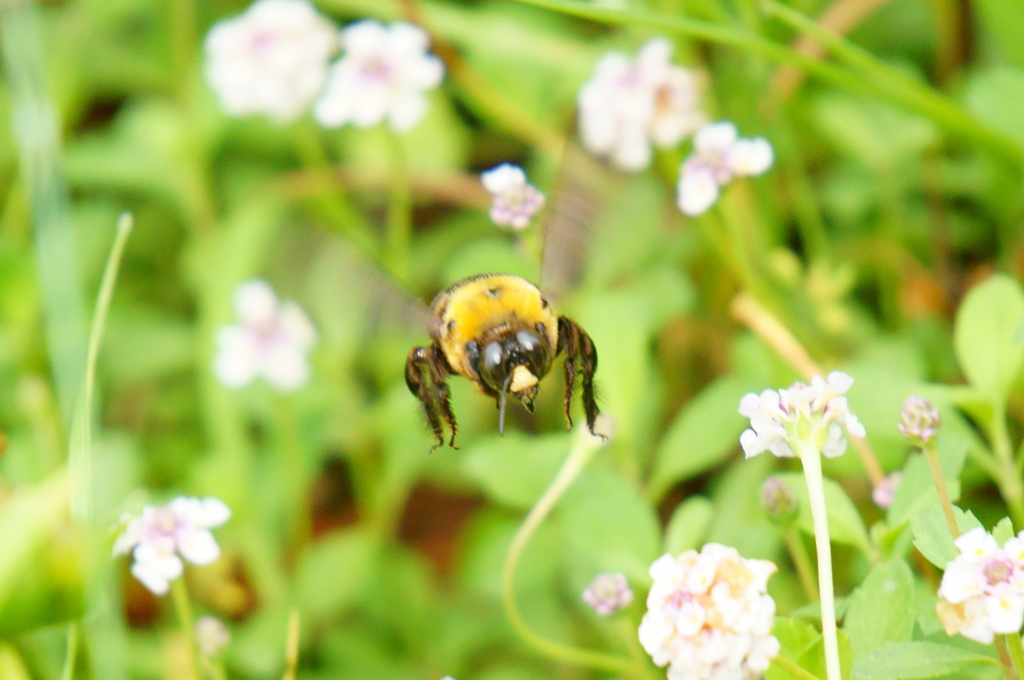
204,0,337,123
114,497,231,595
582,572,634,616
639,545,779,680
739,371,865,459
677,122,773,216
578,38,705,172
214,279,317,392
205,0,443,131
315,20,444,131
937,527,1024,644
480,164,545,230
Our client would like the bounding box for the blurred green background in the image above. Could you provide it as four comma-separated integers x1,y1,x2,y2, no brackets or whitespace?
3,0,1024,678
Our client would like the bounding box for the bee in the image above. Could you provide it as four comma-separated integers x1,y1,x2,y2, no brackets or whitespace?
404,273,601,450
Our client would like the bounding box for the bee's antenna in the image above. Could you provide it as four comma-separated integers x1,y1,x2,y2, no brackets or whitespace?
498,371,513,436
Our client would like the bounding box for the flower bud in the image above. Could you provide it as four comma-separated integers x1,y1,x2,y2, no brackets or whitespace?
761,476,799,527
582,572,633,616
195,616,230,656
871,471,901,509
899,395,940,445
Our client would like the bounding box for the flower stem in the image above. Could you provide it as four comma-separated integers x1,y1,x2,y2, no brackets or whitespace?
785,529,818,602
773,654,824,680
170,579,202,680
798,442,842,680
991,409,1024,530
501,433,631,674
274,397,310,552
1004,634,1024,680
922,441,959,539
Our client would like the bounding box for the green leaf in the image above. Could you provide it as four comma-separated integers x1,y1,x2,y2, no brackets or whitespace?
558,461,660,581
851,642,1000,679
799,627,852,680
296,529,380,623
463,432,571,509
993,517,1015,545
972,2,1024,69
953,274,1024,402
765,617,820,680
775,472,872,553
649,374,759,499
844,560,916,657
911,502,982,568
663,496,713,555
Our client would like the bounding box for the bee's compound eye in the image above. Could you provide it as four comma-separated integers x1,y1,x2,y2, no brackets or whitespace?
447,320,456,333
483,342,503,370
516,330,539,351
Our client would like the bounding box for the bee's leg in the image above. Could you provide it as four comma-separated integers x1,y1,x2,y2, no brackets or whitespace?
405,346,458,451
557,316,602,438
429,343,459,448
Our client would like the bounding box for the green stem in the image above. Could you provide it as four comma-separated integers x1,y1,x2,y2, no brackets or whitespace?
501,434,630,673
773,654,824,680
991,407,1024,530
59,624,78,680
1005,634,1024,680
923,441,959,538
274,397,310,553
785,529,818,602
386,131,413,284
170,579,202,680
798,441,841,680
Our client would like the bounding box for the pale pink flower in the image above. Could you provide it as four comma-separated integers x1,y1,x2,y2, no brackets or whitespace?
204,0,337,123
480,164,545,230
677,121,773,216
739,371,865,460
872,471,902,509
899,395,941,444
114,497,231,595
214,279,317,391
639,545,779,680
314,20,444,132
578,38,705,171
196,616,231,656
937,527,1024,643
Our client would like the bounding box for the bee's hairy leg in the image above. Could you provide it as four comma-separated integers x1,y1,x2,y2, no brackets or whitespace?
405,345,458,451
557,316,603,438
429,344,459,448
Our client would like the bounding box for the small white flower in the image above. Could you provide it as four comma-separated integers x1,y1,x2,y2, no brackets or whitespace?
214,279,317,392
114,497,231,595
677,121,773,216
578,38,705,171
639,544,778,680
204,0,337,123
480,164,545,230
738,371,864,460
314,20,444,132
582,572,634,616
937,527,1024,643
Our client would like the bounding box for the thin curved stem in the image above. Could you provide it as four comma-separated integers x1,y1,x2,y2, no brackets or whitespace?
922,441,959,539
798,441,841,680
773,654,824,680
171,579,202,680
785,529,818,602
501,434,631,674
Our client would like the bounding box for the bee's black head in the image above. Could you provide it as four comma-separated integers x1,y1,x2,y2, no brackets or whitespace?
469,327,551,432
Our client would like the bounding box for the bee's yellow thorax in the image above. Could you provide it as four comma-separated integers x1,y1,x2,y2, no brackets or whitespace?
432,274,558,377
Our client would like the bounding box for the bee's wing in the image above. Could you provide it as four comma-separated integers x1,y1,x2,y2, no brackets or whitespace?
538,143,618,304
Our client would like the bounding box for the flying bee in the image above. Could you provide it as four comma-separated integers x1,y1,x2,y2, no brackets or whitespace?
404,273,602,451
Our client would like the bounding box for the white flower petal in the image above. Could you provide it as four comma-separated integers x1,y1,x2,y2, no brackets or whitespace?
178,529,222,565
